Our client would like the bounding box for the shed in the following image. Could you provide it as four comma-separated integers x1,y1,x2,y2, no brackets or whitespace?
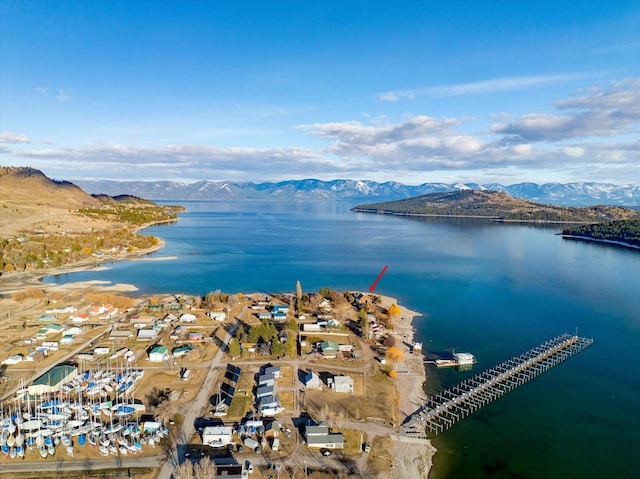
243,437,259,450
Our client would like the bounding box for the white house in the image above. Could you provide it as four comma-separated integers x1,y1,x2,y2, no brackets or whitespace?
305,422,344,449
202,426,233,447
304,372,321,389
329,375,354,394
137,329,158,341
2,354,23,365
302,323,321,332
180,313,197,323
207,311,226,321
149,345,169,362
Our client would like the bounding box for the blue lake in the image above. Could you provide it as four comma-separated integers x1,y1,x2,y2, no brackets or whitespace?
45,201,640,478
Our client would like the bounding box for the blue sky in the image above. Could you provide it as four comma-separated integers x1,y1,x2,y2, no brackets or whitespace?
1,0,639,185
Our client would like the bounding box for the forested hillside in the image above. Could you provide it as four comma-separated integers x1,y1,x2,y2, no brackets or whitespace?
562,219,640,248
352,190,639,223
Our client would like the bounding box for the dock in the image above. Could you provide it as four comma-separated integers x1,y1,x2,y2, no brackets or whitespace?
401,333,593,437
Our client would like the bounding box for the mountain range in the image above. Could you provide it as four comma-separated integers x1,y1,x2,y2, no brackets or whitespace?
72,179,640,207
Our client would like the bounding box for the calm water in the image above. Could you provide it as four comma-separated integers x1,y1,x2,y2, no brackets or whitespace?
45,201,640,478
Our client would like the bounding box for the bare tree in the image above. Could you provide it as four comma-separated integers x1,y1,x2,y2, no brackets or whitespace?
193,456,217,479
152,400,178,424
173,460,194,479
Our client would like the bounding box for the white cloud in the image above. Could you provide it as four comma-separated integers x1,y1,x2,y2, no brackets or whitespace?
35,87,48,94
562,146,585,157
0,132,31,144
57,88,73,102
493,78,640,141
378,73,587,101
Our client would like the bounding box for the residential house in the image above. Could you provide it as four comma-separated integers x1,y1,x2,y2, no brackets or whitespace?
36,323,65,340
329,375,354,394
180,313,197,323
172,345,193,357
207,311,226,321
302,323,322,332
256,384,275,399
305,421,344,449
202,426,233,447
303,371,321,389
258,373,276,387
70,313,90,323
137,329,157,341
262,365,281,378
319,341,339,359
109,329,134,340
149,345,169,362
258,394,280,410
2,354,23,365
188,332,203,341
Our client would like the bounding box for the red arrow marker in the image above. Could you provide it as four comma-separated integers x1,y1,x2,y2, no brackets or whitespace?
369,265,388,292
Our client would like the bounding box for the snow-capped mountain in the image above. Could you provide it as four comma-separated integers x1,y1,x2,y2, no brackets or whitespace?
72,179,640,207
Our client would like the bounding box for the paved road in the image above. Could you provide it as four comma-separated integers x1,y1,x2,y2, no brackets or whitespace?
0,455,165,475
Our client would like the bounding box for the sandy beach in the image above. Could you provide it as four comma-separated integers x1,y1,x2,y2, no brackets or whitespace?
374,293,437,478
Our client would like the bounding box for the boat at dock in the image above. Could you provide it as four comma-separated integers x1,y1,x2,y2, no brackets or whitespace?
428,352,477,368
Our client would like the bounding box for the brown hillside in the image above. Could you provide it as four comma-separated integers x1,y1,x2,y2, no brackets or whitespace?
0,166,111,237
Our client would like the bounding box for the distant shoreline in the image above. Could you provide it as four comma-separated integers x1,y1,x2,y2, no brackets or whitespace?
561,234,640,250
352,208,593,224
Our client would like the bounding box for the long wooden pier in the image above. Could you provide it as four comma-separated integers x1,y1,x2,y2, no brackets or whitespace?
401,333,593,437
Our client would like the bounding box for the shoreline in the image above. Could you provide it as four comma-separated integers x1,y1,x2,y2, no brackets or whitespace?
369,292,436,478
560,234,640,250
0,239,167,295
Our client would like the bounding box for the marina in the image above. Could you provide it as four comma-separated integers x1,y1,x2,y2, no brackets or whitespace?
402,333,594,436
0,364,168,461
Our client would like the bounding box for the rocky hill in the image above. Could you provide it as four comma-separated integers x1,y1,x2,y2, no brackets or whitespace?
352,190,640,223
72,178,640,207
0,167,179,238
0,167,103,237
